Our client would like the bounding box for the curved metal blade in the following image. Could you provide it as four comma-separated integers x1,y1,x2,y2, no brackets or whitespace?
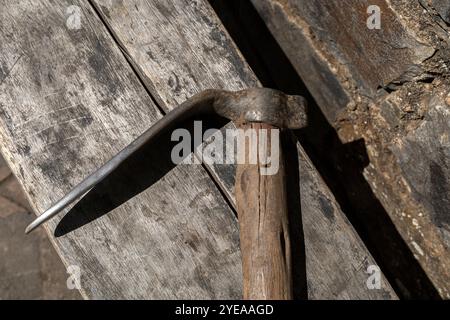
25,90,216,234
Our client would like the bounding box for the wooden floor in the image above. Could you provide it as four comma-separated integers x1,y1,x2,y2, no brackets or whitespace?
0,0,445,299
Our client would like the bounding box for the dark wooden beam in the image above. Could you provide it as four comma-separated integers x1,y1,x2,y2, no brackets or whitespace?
252,0,450,298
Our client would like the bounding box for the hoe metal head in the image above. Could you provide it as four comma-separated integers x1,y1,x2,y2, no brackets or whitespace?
25,88,307,234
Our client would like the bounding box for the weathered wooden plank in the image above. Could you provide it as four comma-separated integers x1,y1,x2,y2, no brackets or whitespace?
420,0,450,24
252,0,450,298
0,0,397,299
89,0,396,299
0,0,241,299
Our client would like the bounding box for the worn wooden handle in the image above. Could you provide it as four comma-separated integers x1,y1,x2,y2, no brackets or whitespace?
235,122,292,300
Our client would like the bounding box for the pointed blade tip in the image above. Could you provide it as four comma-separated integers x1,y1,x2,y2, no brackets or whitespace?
25,222,38,234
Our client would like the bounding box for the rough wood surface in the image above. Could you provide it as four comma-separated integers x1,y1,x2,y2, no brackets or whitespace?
91,0,396,299
252,0,450,297
0,0,241,299
235,123,292,300
0,0,396,299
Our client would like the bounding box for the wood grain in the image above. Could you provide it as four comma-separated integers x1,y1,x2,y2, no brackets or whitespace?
0,0,241,299
0,0,397,298
252,0,450,297
91,0,397,299
235,123,292,300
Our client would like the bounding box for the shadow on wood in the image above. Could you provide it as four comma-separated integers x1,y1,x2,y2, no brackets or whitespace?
283,131,307,299
209,0,441,299
54,114,229,237
54,99,309,299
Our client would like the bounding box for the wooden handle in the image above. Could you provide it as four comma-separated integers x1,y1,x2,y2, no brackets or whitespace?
235,122,293,300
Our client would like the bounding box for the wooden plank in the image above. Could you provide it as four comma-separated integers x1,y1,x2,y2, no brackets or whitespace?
0,0,397,300
0,0,397,299
252,0,450,298
0,0,241,299
89,0,396,299
420,0,450,24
